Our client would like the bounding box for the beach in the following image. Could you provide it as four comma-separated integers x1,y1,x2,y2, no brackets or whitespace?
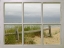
32,27,60,45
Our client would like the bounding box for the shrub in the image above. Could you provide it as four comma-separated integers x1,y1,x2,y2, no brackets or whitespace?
24,26,31,31
5,35,16,44
32,25,40,30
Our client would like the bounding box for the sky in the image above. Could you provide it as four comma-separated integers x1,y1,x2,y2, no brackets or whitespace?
5,3,41,17
43,4,60,17
24,3,41,17
5,3,60,23
5,3,22,16
5,3,60,17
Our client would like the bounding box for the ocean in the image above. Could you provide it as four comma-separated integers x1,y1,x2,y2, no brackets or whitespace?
4,15,60,23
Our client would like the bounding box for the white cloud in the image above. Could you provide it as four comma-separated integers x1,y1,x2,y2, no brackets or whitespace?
5,3,22,16
24,3,41,12
5,3,60,17
24,3,41,17
5,3,22,11
43,4,60,17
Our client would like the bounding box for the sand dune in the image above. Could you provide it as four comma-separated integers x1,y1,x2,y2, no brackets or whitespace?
33,27,60,45
44,33,60,44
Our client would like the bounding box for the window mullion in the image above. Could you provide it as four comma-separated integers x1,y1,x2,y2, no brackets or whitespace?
22,2,24,45
41,2,43,45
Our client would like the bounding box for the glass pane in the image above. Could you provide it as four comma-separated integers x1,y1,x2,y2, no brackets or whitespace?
24,25,41,44
4,3,22,23
4,25,22,44
43,3,60,23
43,25,60,45
24,3,41,23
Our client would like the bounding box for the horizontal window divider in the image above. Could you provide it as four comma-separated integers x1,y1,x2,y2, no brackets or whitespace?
23,2,41,3
23,23,42,25
4,23,61,25
4,23,23,24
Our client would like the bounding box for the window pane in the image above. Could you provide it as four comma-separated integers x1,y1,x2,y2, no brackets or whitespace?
4,25,22,44
24,3,41,23
24,25,41,44
43,25,60,45
4,3,22,23
43,3,60,23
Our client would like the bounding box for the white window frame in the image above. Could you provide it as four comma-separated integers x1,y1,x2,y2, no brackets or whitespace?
0,0,64,48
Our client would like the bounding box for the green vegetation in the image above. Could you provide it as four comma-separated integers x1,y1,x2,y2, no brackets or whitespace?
5,25,41,44
24,26,31,31
5,34,22,44
5,35,16,44
5,25,22,33
24,25,40,31
24,25,41,44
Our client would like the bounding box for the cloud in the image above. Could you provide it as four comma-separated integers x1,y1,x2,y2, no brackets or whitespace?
5,3,22,16
5,3,22,11
43,4,60,17
24,3,41,17
5,11,22,16
5,3,60,17
24,3,41,12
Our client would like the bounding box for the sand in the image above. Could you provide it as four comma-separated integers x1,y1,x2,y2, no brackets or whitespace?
33,27,60,45
44,33,60,45
33,36,41,44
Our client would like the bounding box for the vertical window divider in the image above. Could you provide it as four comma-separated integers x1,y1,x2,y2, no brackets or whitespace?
4,3,5,45
41,2,43,45
60,3,62,44
22,2,24,45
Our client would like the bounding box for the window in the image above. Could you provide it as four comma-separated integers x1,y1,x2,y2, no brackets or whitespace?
4,3,22,23
4,3,22,44
43,3,60,23
5,24,22,44
24,25,41,44
4,2,61,45
43,3,61,45
0,0,63,48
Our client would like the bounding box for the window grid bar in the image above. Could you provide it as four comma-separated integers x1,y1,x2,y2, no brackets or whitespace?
41,2,43,45
22,2,24,45
4,23,61,25
23,23,42,25
4,23,23,24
